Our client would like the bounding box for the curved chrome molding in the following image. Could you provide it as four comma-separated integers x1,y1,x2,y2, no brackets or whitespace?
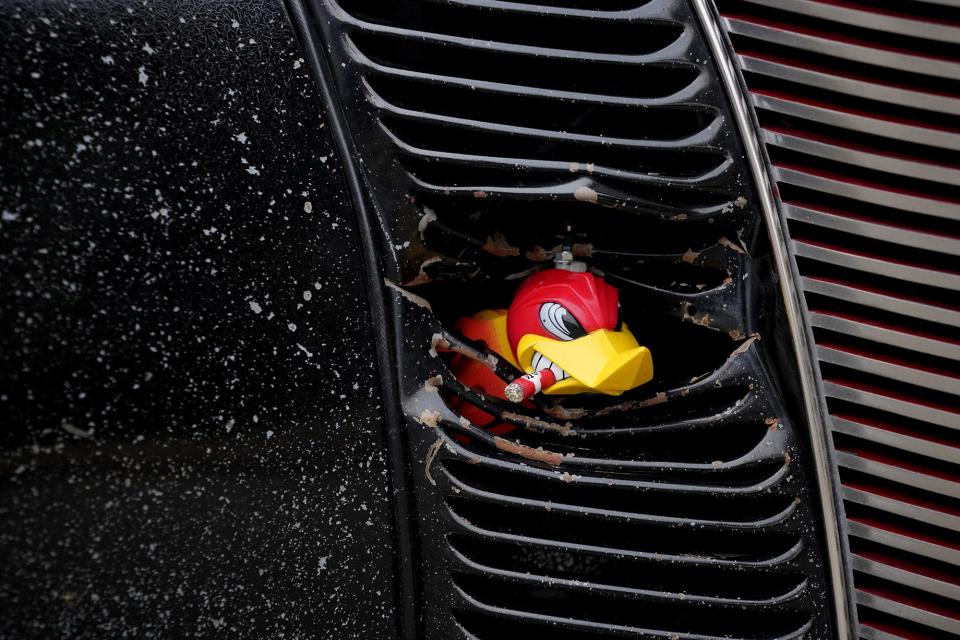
690,2,855,638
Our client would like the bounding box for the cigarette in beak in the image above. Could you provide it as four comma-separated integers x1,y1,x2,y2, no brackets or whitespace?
504,368,557,403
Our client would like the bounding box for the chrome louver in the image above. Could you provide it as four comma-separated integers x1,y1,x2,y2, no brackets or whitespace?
711,1,960,638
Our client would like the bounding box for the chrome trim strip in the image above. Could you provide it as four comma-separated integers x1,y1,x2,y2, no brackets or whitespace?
739,0,960,44
859,625,904,640
794,241,960,291
809,312,960,361
739,55,960,117
802,277,960,328
852,554,960,601
843,486,960,532
832,416,960,464
692,3,854,638
837,451,960,500
764,130,960,188
847,520,960,568
753,92,960,153
824,381,960,431
723,17,960,81
818,346,960,395
775,166,960,221
784,204,960,256
856,591,960,635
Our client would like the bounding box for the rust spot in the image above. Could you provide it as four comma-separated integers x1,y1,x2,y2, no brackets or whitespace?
671,212,688,221
681,248,699,264
441,336,499,371
572,242,594,258
729,329,744,340
473,190,488,198
385,278,433,308
568,161,581,173
574,185,598,203
718,236,747,254
784,452,792,466
723,276,734,285
560,472,575,483
418,207,437,240
525,245,555,262
735,196,748,209
424,437,444,486
417,410,442,428
543,404,588,421
424,375,443,389
429,334,450,358
765,416,780,431
482,232,521,258
494,437,564,466
501,411,575,436
731,334,760,357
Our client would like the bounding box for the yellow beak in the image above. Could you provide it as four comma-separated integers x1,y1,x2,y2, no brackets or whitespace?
515,325,654,396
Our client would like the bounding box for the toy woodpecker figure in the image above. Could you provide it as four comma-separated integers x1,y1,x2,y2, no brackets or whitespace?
448,248,654,432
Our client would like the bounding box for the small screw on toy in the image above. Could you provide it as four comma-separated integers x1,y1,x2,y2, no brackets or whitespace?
504,369,557,403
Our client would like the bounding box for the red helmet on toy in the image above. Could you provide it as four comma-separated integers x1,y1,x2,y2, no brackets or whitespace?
505,267,653,397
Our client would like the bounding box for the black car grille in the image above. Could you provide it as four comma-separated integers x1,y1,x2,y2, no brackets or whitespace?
714,1,960,638
290,0,838,637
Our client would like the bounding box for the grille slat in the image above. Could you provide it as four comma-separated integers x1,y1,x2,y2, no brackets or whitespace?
738,0,960,44
724,16,960,80
817,345,960,395
795,241,960,290
852,553,960,602
833,416,960,464
717,1,960,636
777,167,960,219
842,486,960,532
753,92,960,152
802,277,960,327
837,451,960,501
738,54,960,118
765,130,960,188
785,205,960,255
848,519,960,569
824,381,960,431
809,313,960,360
856,591,960,636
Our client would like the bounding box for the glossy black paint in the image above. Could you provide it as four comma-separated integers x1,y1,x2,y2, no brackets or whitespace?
0,0,400,637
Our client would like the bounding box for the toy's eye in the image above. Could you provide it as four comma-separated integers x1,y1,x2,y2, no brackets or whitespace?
540,302,587,341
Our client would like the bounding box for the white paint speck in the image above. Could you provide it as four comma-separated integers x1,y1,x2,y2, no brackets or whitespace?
142,42,155,55
101,55,115,65
231,19,239,29
2,210,20,222
249,300,263,314
265,430,273,439
303,201,312,213
137,66,149,86
303,290,312,301
245,166,260,176
234,132,248,144
287,322,297,332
